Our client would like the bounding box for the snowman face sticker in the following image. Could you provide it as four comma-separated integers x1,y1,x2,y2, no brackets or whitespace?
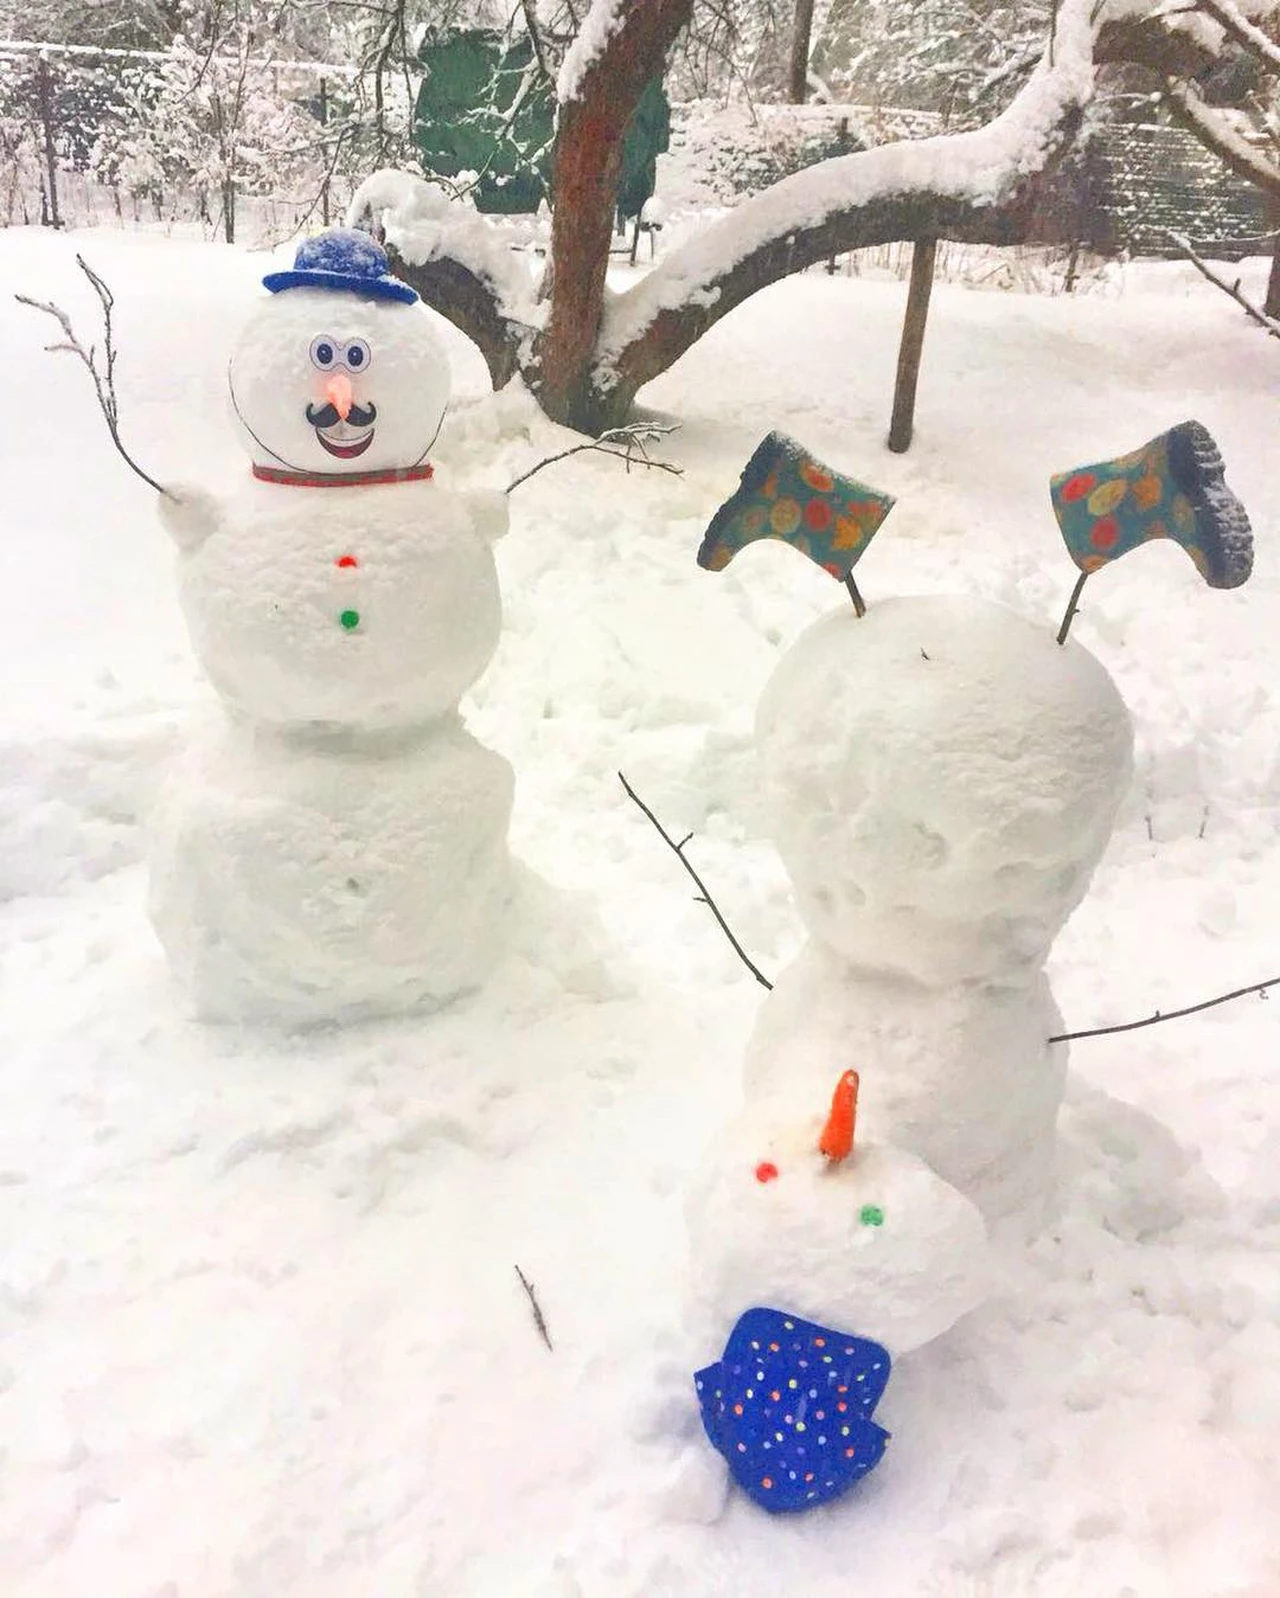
228,287,451,477
306,334,377,459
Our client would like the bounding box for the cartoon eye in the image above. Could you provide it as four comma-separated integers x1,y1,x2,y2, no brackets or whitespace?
344,339,371,371
309,336,338,370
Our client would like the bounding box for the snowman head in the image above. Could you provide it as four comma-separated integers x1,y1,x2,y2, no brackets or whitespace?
227,230,450,476
686,1073,990,1355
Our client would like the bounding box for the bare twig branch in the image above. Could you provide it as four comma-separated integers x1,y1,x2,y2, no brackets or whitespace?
618,771,774,991
506,423,683,493
514,1264,553,1351
15,256,166,494
520,0,552,80
1162,77,1280,198
1193,0,1280,75
1050,976,1277,1043
1168,229,1280,336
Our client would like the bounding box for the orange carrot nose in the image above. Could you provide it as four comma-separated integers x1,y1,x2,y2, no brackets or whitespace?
326,371,354,421
818,1070,859,1163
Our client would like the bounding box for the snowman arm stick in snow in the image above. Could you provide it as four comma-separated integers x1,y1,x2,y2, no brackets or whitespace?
15,256,167,498
505,423,682,494
618,770,774,991
1049,974,1279,1043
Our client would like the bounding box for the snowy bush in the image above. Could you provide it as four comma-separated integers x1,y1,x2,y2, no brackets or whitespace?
661,99,873,207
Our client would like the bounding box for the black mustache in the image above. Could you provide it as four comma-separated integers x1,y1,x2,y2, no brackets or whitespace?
306,400,377,428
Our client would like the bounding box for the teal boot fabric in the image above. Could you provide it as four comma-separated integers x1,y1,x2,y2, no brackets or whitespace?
698,432,896,582
1050,420,1253,589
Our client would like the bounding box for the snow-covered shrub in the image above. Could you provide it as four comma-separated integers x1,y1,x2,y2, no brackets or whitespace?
660,99,872,208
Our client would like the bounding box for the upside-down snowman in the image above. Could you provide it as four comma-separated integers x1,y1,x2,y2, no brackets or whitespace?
149,229,514,1023
682,425,1252,1510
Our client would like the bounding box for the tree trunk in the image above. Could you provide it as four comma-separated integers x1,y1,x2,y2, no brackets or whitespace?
1267,204,1280,319
36,56,61,229
534,0,693,429
381,4,1249,436
789,0,816,104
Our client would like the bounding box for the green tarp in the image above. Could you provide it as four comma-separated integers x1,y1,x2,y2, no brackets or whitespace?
413,30,669,219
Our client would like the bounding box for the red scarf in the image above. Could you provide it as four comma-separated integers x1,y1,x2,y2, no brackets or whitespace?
252,462,435,488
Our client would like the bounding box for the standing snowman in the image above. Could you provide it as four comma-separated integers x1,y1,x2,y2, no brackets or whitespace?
150,229,514,1024
681,425,1251,1511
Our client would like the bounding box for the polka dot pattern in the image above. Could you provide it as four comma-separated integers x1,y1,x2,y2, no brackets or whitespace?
1049,421,1253,590
694,1306,891,1514
696,432,896,583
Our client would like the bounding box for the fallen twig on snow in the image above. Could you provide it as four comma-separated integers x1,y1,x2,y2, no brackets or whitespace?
618,771,774,991
514,1264,554,1351
1050,975,1277,1043
16,256,167,494
506,422,682,494
1167,230,1280,339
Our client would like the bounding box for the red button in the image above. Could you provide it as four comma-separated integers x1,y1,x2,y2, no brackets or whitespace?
335,554,358,568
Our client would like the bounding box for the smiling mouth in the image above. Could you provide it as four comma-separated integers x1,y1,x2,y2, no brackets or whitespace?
317,428,375,459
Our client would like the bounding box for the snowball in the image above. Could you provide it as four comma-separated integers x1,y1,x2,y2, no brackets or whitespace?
228,287,450,478
756,595,1133,985
149,716,514,1025
686,1115,990,1356
168,477,504,730
745,943,1066,1233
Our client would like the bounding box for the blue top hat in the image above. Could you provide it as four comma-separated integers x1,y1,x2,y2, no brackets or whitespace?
262,228,418,305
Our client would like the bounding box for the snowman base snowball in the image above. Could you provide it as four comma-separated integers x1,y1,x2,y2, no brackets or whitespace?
150,716,514,1025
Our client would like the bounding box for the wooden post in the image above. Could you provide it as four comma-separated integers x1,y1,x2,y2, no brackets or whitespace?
36,55,61,230
1266,204,1280,320
887,236,937,453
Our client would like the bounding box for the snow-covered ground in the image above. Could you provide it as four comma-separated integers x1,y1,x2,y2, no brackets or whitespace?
2,225,1278,1597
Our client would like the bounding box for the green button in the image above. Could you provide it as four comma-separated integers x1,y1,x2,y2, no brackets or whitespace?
858,1205,884,1227
339,609,360,631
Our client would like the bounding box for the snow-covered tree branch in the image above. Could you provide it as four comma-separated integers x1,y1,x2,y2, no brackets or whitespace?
362,0,1280,431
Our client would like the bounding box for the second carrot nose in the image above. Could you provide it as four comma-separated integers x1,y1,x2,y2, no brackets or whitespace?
326,371,354,421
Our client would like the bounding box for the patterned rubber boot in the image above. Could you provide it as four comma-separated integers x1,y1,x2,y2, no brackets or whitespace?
1050,419,1253,589
698,432,896,581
